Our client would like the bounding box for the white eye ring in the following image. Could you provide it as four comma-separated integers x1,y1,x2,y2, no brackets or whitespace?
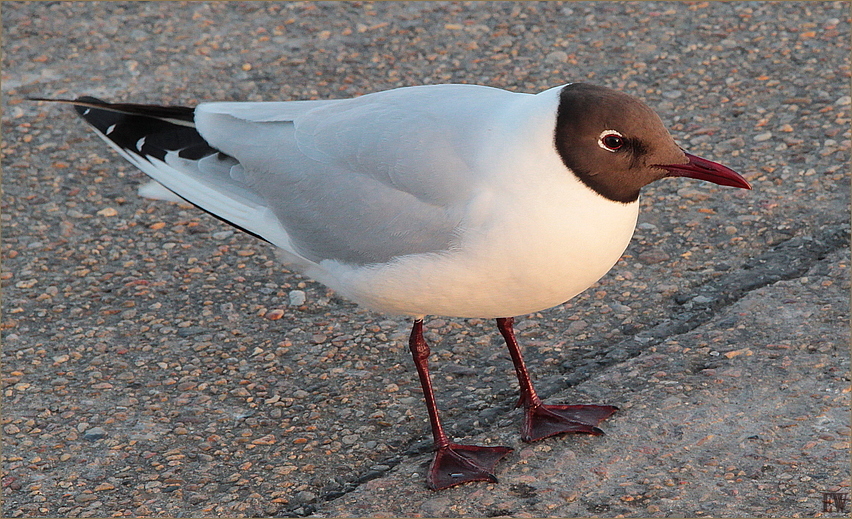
598,130,624,152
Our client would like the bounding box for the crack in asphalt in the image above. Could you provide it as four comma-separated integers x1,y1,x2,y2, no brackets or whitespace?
281,222,850,516
538,222,852,394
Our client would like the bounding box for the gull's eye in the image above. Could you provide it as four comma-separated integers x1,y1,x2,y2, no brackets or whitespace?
603,134,623,150
598,130,625,152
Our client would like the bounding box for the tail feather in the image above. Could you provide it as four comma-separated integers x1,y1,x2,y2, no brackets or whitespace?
32,96,292,249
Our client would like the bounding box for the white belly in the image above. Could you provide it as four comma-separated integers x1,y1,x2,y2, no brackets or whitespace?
307,182,640,318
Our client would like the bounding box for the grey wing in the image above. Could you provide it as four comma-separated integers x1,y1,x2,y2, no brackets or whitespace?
195,85,516,265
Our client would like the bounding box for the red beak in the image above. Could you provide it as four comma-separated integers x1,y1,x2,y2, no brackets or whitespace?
657,152,751,190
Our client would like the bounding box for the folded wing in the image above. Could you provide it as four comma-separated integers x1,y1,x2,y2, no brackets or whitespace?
196,84,519,265
64,85,522,267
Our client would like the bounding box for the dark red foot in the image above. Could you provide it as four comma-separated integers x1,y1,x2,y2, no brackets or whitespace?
427,443,513,490
522,404,618,443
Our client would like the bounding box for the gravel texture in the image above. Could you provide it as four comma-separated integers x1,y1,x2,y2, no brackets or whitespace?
2,1,850,517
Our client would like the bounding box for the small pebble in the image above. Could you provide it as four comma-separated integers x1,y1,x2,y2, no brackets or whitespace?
82,427,107,441
288,290,307,306
544,50,568,63
639,250,671,264
212,230,234,240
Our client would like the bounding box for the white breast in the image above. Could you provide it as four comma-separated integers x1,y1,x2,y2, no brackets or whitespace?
304,146,639,318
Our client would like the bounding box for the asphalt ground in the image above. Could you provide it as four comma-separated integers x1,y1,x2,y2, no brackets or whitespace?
2,2,850,517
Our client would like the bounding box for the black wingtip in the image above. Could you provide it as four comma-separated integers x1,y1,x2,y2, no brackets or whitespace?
27,95,107,105
29,96,196,124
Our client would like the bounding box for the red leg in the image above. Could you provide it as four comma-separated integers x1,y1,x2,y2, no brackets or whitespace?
496,317,618,442
408,319,513,490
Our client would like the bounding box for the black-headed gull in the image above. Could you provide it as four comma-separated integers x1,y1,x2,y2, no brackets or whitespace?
37,83,750,490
